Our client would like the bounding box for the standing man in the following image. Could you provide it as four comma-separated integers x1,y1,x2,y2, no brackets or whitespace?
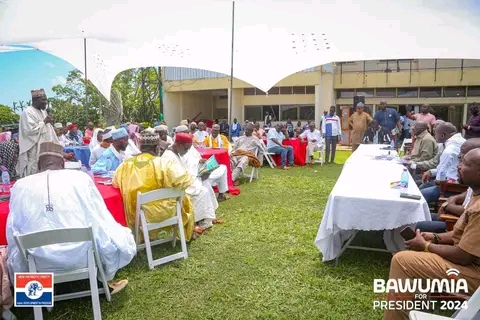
17,89,59,178
321,106,342,164
219,119,229,138
373,100,401,142
407,104,436,132
348,102,372,152
463,103,480,139
231,118,241,138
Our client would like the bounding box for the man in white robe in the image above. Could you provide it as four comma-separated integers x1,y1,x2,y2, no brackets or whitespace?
175,125,230,201
162,133,224,230
299,122,323,164
17,89,59,177
7,141,136,289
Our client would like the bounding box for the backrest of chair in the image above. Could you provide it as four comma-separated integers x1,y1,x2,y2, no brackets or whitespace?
14,227,94,263
136,188,184,213
454,286,480,319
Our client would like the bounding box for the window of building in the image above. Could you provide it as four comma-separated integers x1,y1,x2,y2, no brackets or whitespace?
243,88,255,95
267,87,279,94
305,86,315,94
255,88,266,95
419,87,442,98
467,86,480,97
292,86,306,94
443,87,466,97
244,106,262,121
279,87,293,95
397,88,418,98
375,88,396,98
280,105,298,120
355,88,374,98
336,89,355,99
299,105,315,120
262,105,280,121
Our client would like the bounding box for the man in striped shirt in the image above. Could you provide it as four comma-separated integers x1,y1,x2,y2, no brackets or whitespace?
321,106,342,164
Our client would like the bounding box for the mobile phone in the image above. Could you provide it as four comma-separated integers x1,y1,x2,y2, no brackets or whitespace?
400,193,421,200
99,180,112,186
400,227,416,241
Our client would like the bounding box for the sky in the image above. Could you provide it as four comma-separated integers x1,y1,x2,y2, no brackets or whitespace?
0,49,74,107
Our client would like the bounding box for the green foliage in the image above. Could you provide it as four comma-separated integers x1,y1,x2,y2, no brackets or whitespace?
0,104,19,125
49,67,162,128
139,121,151,129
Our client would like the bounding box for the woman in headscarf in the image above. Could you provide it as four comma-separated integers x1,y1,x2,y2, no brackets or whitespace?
0,132,19,179
89,128,104,151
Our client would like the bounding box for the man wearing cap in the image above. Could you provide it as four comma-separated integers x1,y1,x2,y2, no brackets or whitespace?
92,128,129,174
348,102,372,152
89,128,113,166
155,125,173,145
113,130,195,241
7,141,136,292
205,124,230,150
18,89,59,178
67,123,83,145
162,133,223,231
54,123,72,147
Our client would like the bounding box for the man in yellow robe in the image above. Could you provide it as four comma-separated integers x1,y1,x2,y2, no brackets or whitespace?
205,124,230,151
113,130,195,241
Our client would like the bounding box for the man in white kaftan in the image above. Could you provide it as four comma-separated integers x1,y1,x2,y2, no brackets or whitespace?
162,133,225,229
299,123,323,164
7,142,136,282
17,89,59,177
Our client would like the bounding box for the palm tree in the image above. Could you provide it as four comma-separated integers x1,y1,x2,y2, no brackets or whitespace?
12,102,17,113
18,101,25,111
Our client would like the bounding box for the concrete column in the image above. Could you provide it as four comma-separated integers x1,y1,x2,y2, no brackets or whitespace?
463,103,468,135
163,92,182,127
372,104,376,114
228,88,244,123
314,71,335,127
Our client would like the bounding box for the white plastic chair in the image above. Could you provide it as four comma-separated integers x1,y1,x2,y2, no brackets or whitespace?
259,139,276,168
409,287,480,320
14,226,111,320
135,188,188,269
242,148,260,183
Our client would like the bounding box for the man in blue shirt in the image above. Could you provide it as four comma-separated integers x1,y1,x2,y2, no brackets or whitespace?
321,106,342,164
267,124,294,170
373,101,401,137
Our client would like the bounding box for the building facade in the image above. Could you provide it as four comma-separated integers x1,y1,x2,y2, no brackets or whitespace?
162,59,480,133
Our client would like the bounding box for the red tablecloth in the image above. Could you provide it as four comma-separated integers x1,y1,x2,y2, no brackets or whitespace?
263,139,307,166
0,177,126,245
197,148,240,195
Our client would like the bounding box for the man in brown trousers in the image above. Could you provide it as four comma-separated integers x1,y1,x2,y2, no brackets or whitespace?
383,147,480,319
348,102,372,151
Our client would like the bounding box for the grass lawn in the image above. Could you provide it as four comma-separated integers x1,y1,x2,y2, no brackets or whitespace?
16,150,398,320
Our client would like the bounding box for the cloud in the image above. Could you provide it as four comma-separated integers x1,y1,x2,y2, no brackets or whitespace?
51,76,66,86
44,62,55,68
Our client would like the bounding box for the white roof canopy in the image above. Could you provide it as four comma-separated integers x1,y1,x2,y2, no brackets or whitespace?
1,0,479,99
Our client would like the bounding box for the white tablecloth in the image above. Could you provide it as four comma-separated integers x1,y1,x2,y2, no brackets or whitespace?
314,144,431,262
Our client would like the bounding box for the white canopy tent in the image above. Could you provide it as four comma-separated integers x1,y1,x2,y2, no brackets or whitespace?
1,0,480,100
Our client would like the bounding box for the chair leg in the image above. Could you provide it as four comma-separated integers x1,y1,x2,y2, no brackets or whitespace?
176,203,188,260
141,214,155,269
87,251,102,320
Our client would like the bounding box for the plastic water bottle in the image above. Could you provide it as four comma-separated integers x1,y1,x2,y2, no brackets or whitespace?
401,168,409,190
438,171,446,181
1,168,10,193
390,139,395,150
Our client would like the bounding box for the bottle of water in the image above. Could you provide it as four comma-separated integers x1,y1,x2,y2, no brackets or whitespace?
1,167,10,193
401,168,409,190
390,139,395,150
438,171,446,181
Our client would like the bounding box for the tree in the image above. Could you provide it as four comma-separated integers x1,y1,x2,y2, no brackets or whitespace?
0,104,20,125
50,67,162,127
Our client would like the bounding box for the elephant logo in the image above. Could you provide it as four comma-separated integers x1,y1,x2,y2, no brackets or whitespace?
26,281,43,298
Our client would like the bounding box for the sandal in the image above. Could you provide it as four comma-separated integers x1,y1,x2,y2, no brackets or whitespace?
213,219,225,224
108,279,128,295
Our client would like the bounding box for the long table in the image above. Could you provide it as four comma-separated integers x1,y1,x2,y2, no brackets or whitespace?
314,144,431,265
0,177,126,245
263,139,307,166
197,147,240,195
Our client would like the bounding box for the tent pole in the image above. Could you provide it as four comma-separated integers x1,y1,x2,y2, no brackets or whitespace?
227,1,235,134
83,37,89,121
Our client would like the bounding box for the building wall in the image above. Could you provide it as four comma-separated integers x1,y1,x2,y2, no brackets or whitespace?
163,59,480,127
